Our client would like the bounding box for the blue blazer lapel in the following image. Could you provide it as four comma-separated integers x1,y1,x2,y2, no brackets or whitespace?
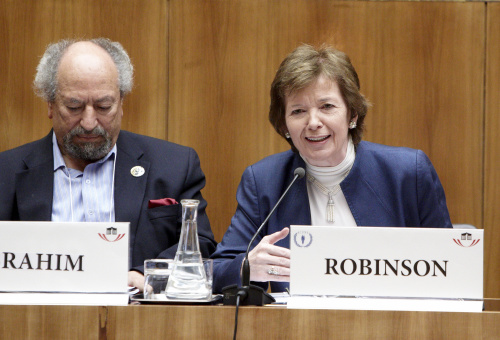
114,133,150,245
16,133,54,221
341,143,398,226
288,155,311,226
276,155,311,248
342,176,396,226
279,174,310,227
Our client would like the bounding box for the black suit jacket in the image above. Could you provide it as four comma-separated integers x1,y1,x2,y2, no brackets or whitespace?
0,130,217,271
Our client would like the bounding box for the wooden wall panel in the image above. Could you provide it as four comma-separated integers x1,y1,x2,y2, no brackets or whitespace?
0,0,168,152
485,3,500,298
168,0,484,239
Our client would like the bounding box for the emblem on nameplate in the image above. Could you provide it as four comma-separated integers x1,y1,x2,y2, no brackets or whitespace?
293,231,313,248
98,227,126,242
453,232,481,248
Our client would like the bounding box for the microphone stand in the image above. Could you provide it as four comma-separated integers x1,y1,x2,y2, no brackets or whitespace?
222,167,305,306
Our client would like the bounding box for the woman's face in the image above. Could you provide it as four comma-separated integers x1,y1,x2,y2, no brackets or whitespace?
285,75,355,167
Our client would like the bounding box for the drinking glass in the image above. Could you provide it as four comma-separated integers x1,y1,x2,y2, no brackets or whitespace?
144,259,173,300
203,258,214,299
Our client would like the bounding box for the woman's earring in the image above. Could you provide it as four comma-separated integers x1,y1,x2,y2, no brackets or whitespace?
285,132,291,139
349,121,357,129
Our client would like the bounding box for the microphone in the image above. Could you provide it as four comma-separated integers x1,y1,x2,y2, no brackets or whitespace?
222,167,306,306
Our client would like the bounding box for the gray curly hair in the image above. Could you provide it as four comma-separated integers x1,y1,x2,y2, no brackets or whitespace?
33,38,134,102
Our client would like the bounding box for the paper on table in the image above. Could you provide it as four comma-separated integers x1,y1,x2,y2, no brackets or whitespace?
269,292,290,305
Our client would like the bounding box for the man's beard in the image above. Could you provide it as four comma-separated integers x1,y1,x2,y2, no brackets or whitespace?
62,126,113,162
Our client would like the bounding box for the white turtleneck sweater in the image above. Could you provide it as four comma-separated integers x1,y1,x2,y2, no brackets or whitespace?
302,137,357,227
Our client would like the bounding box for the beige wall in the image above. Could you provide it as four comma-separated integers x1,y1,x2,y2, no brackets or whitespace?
0,0,498,298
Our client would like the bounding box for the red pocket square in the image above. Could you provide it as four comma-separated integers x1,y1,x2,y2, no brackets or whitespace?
148,198,179,209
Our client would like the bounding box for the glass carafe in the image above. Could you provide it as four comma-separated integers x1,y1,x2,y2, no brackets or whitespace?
165,199,210,300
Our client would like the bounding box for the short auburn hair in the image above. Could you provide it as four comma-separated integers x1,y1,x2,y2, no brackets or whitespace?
269,44,370,150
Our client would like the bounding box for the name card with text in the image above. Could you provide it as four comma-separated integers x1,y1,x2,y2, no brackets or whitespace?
289,226,483,312
0,221,129,306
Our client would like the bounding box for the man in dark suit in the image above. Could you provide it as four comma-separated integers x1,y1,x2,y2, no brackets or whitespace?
0,38,217,290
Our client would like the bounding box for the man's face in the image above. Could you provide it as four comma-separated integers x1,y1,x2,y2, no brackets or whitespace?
49,42,123,166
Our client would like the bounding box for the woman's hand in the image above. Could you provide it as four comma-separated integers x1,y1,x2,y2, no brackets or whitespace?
128,270,145,292
248,227,290,282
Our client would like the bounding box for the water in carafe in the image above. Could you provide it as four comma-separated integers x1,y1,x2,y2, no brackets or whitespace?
166,199,210,300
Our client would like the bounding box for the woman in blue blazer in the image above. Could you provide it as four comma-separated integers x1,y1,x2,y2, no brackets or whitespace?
212,45,452,294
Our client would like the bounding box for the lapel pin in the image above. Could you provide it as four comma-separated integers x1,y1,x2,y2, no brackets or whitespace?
130,166,145,177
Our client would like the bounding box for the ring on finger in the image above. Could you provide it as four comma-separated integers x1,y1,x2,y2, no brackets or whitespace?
267,266,279,276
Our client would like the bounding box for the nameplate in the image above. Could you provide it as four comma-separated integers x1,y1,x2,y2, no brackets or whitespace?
289,226,483,312
0,221,129,306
